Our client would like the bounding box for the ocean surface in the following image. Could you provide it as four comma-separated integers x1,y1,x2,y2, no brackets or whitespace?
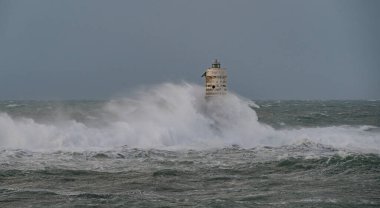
0,83,379,207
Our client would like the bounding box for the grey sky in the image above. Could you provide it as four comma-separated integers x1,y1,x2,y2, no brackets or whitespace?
0,0,379,100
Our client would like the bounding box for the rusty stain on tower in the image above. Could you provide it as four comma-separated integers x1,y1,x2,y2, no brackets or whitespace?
201,59,227,97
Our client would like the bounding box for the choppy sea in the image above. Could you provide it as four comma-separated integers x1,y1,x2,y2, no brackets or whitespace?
0,83,379,207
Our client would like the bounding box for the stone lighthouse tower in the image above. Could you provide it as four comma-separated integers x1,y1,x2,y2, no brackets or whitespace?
201,59,227,97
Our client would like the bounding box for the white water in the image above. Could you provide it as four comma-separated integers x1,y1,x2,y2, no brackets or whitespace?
0,83,379,152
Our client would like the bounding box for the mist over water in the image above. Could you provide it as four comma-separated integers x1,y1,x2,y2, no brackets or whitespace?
0,83,379,153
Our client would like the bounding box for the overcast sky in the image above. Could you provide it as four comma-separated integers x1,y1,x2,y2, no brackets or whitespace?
0,0,379,100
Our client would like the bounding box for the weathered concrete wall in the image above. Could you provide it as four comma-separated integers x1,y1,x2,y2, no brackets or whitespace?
205,67,227,97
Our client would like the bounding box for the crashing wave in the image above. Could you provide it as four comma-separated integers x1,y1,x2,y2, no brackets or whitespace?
0,83,378,153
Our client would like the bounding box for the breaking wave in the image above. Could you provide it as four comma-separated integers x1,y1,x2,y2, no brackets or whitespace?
0,83,379,152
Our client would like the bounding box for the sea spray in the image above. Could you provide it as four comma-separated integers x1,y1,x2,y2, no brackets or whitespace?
0,84,379,207
0,83,379,152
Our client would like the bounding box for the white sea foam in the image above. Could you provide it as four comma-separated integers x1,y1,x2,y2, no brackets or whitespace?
6,104,22,108
0,83,379,152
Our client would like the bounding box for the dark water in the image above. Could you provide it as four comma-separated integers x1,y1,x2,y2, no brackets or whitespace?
1,147,380,207
255,100,380,129
0,97,379,207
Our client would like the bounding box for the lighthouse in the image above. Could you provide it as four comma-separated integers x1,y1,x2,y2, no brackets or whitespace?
201,59,227,97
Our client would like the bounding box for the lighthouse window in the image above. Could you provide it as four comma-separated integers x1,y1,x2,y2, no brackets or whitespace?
212,85,215,89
